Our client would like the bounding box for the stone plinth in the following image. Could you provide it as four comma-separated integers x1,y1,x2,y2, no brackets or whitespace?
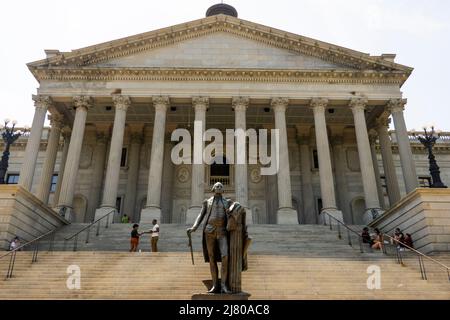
0,185,68,250
277,208,298,224
369,188,450,253
140,206,162,223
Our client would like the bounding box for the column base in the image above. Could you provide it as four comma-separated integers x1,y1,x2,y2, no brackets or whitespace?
186,206,201,225
276,207,298,224
320,208,344,224
363,208,384,225
94,206,118,222
140,206,162,224
55,206,74,222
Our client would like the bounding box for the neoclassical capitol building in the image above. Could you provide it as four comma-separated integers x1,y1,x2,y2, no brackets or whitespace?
6,4,450,226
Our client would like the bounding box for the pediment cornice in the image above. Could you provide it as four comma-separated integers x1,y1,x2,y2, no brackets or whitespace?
28,14,412,79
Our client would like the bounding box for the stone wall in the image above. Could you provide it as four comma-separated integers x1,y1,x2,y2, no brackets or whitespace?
0,185,68,250
369,188,450,253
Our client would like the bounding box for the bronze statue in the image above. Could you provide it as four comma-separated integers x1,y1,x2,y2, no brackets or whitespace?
187,182,250,295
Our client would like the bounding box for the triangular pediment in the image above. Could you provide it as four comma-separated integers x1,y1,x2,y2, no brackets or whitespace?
28,14,412,82
92,32,351,70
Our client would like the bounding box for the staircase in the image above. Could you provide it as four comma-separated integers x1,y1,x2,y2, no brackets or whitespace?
0,224,449,300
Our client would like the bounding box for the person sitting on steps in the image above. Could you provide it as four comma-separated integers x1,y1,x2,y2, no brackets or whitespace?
371,228,383,250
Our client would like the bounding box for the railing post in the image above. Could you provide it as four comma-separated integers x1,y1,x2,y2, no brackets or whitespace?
358,236,364,253
329,215,332,230
32,241,39,263
73,234,78,252
106,214,110,229
85,225,91,244
337,223,342,239
6,250,16,279
49,231,55,252
96,220,101,236
418,256,427,280
347,229,352,247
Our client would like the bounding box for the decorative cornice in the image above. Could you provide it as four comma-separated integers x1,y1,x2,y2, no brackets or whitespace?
152,95,170,112
232,96,249,112
28,67,408,85
32,95,52,110
28,15,412,76
271,97,289,112
61,126,72,140
192,96,209,111
387,98,407,114
73,96,93,110
112,94,131,111
375,113,391,130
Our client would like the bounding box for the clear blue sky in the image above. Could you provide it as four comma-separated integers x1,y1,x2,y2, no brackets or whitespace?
1,0,449,130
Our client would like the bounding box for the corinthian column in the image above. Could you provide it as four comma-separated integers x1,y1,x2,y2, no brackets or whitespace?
95,95,130,220
233,96,253,224
140,96,169,223
296,125,316,224
349,97,382,224
57,96,92,221
37,111,64,204
369,130,386,210
85,126,109,222
123,125,143,222
186,97,208,224
330,130,351,224
52,127,71,207
310,98,343,222
19,95,52,191
376,116,401,206
388,99,418,193
271,97,297,224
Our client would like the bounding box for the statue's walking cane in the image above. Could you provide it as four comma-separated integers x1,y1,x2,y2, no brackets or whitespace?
187,230,195,265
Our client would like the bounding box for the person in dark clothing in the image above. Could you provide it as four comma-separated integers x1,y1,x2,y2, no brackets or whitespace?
130,224,142,252
361,227,373,246
404,233,414,249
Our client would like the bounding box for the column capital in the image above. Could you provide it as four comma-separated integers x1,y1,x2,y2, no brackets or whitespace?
112,95,131,111
330,135,344,146
387,98,407,113
32,95,52,110
232,96,249,112
368,129,379,145
349,97,368,112
73,96,93,110
271,97,289,112
310,98,328,112
48,112,64,129
192,96,209,111
96,132,110,145
130,132,144,144
152,96,170,112
61,126,72,140
375,113,391,130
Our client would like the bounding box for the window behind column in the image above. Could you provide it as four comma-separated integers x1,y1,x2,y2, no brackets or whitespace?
6,173,19,184
50,174,58,192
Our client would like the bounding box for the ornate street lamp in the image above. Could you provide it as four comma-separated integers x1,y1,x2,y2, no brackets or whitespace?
414,126,447,188
0,119,29,184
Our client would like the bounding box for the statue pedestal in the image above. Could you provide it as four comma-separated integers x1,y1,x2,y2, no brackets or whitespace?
191,292,250,300
191,279,250,300
140,206,161,224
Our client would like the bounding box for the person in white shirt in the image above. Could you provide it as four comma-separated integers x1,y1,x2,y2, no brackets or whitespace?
148,219,159,252
9,236,20,251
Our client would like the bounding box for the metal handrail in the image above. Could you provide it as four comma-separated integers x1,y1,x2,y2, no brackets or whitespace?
322,211,450,282
64,209,116,251
0,228,60,279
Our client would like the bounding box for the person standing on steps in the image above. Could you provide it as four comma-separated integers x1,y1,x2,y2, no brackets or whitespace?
147,219,160,252
130,224,143,252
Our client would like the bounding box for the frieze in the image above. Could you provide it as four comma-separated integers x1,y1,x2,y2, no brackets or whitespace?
30,67,407,85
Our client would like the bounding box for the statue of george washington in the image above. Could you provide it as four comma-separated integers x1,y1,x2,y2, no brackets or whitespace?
187,182,251,294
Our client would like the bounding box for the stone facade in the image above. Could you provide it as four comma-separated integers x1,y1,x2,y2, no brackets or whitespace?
3,12,449,226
